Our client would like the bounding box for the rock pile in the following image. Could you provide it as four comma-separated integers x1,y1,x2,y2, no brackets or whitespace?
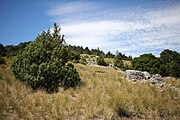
124,70,180,93
124,70,145,80
124,70,164,86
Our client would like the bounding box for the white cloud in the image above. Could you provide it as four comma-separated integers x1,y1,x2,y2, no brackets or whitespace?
145,6,180,25
47,1,102,17
47,1,180,57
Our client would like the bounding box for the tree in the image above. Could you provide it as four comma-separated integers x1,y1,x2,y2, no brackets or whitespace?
0,43,6,56
160,49,180,64
91,48,105,56
11,23,81,92
160,49,180,77
105,51,115,58
132,53,161,74
114,54,124,70
115,51,129,60
84,47,91,54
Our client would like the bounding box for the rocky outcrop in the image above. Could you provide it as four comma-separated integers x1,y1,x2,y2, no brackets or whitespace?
124,70,164,86
124,70,148,80
124,70,180,93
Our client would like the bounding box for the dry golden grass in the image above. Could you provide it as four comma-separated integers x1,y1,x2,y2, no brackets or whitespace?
0,58,180,120
164,77,180,88
122,60,132,66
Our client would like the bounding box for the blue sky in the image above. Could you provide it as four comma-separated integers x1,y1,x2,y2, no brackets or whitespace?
0,0,180,57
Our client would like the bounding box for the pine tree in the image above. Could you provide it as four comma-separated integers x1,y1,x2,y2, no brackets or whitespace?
11,23,81,92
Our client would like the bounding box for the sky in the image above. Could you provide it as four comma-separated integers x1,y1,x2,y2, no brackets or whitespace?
0,0,180,57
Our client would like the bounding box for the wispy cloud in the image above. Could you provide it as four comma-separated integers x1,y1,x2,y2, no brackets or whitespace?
47,1,101,17
47,1,180,57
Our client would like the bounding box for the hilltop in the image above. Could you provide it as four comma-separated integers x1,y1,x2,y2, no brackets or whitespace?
0,57,179,119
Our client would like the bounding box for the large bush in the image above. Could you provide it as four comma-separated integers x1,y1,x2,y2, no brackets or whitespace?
132,53,161,74
132,50,180,77
11,23,81,92
68,49,80,62
97,56,107,66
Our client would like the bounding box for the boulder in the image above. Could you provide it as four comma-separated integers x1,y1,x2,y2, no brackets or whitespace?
142,71,151,79
149,74,163,84
150,74,163,81
124,70,145,80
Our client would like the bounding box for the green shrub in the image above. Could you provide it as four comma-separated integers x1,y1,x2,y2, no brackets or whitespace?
68,49,80,62
11,23,81,92
132,54,161,74
97,56,107,66
80,56,87,65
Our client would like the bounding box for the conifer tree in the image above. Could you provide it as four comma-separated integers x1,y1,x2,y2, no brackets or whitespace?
11,23,81,92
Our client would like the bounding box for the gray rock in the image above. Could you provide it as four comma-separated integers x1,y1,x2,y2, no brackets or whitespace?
150,79,157,84
124,70,145,80
150,74,163,81
142,71,151,79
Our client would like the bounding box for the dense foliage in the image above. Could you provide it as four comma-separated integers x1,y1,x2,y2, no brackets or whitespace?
105,51,115,58
132,50,180,77
132,53,161,74
160,49,180,77
97,56,107,66
68,48,80,62
0,43,6,56
0,42,31,57
11,23,81,92
80,56,87,65
115,51,132,61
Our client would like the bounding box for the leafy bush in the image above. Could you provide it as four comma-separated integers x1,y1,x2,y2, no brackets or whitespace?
132,53,161,74
11,23,81,92
68,49,80,62
97,56,107,66
80,56,87,65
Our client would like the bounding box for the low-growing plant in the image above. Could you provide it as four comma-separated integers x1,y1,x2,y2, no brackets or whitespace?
68,49,80,62
97,56,107,66
80,56,87,65
11,23,81,92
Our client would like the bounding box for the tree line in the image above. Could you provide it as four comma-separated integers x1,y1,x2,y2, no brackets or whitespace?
0,30,179,78
97,49,180,78
0,41,132,63
132,49,180,77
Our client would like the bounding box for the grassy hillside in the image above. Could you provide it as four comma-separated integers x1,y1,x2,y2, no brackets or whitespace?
80,54,131,66
0,58,180,119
